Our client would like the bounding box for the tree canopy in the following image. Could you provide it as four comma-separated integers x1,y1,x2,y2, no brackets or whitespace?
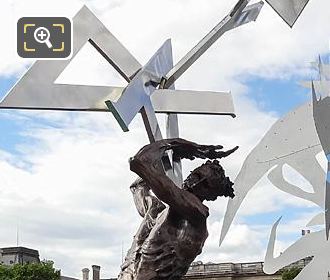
0,261,60,280
282,267,302,280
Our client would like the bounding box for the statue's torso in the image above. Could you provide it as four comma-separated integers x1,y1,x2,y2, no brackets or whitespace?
135,207,208,280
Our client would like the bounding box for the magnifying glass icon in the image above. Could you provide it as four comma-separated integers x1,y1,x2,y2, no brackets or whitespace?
34,27,53,49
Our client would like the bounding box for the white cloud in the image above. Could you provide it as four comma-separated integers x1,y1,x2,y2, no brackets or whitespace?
0,0,329,278
200,221,266,263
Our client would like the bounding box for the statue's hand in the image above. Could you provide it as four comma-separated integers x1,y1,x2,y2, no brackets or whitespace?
162,138,238,161
196,145,239,160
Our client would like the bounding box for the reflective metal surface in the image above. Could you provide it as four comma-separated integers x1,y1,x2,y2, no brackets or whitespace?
301,58,330,98
159,0,263,184
163,0,264,88
163,73,182,186
220,101,324,246
264,218,330,280
0,84,122,111
304,58,330,240
219,59,330,280
166,113,183,186
105,39,173,141
312,86,330,240
0,6,141,110
152,90,235,116
265,0,310,27
301,81,330,97
311,60,330,239
0,4,243,121
0,0,264,137
0,1,265,186
0,86,235,116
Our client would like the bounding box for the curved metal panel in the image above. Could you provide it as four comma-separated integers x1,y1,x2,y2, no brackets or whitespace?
264,218,329,280
312,84,330,239
220,102,324,246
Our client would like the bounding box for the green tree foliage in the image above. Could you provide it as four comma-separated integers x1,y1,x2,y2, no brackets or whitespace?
282,267,302,280
0,261,60,280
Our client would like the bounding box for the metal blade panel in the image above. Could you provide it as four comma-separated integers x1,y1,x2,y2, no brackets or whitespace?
0,6,141,110
105,39,173,136
265,0,310,27
152,89,235,116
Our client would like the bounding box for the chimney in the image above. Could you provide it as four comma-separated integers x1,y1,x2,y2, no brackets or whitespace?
82,268,90,280
92,265,100,280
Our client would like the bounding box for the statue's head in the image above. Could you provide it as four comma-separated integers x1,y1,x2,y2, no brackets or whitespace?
183,160,235,201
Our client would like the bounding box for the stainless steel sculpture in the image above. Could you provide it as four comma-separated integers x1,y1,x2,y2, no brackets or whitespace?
297,58,330,239
265,0,310,27
264,217,330,280
312,61,330,240
301,58,330,97
106,38,173,142
0,0,263,185
161,0,264,88
220,60,330,280
220,101,324,246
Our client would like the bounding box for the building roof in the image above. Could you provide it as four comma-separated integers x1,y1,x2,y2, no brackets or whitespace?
1,247,39,258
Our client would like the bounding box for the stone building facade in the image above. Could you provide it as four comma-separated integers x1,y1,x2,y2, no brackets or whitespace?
183,258,312,280
77,258,312,280
0,246,313,280
0,247,40,265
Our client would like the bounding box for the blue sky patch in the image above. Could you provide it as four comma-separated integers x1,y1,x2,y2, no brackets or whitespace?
0,76,22,154
245,76,311,116
0,76,17,100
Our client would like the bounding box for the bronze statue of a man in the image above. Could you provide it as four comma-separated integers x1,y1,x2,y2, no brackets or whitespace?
118,138,237,280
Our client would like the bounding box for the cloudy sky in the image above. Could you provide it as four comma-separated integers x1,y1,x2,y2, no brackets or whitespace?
0,0,330,278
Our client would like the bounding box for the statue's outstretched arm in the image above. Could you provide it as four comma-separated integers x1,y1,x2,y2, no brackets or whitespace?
129,138,237,223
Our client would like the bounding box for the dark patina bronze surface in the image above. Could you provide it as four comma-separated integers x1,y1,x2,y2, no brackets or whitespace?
118,138,237,280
